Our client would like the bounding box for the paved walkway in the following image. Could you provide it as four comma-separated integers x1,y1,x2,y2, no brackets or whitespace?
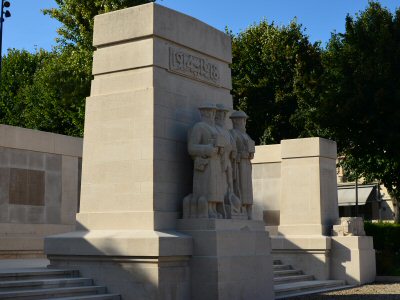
287,283,400,299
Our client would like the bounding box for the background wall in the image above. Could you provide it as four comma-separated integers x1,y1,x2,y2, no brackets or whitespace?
252,144,281,230
0,125,82,257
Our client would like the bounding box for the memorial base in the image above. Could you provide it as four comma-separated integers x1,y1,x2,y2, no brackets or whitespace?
177,219,274,300
45,230,192,300
331,236,376,285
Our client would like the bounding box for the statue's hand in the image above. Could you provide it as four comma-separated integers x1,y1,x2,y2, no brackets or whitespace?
249,152,255,160
206,146,218,157
230,150,237,160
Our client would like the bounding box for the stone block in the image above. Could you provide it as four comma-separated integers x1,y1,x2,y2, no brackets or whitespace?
0,147,10,167
54,133,83,157
10,149,28,168
61,156,79,225
331,236,376,285
46,205,61,224
281,137,337,159
0,204,9,223
92,38,154,75
93,3,231,63
45,172,62,206
26,205,45,224
177,219,274,300
0,168,10,206
332,217,366,236
278,138,339,235
9,205,27,223
45,230,192,257
45,153,62,172
253,144,281,164
28,151,45,170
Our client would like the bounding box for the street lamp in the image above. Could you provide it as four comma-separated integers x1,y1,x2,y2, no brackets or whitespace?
0,0,11,82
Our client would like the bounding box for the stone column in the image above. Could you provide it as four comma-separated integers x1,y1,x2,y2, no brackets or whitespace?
278,137,339,236
43,3,232,299
272,137,339,280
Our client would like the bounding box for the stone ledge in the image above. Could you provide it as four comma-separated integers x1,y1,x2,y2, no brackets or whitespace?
0,125,82,157
177,219,266,231
281,137,337,160
44,230,193,257
253,144,281,164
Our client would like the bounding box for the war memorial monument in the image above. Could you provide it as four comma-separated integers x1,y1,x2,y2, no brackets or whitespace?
44,3,376,300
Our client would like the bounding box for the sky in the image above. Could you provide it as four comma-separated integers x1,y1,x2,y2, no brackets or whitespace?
2,0,400,53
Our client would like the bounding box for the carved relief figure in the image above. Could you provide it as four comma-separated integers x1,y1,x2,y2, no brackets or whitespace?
230,111,255,219
332,217,366,236
184,104,225,219
215,104,241,218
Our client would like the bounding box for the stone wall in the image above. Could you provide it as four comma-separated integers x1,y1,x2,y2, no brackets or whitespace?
0,125,82,257
252,144,281,228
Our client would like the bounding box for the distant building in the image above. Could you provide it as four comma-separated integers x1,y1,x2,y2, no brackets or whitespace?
336,157,394,221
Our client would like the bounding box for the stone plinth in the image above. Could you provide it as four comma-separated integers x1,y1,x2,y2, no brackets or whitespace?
278,138,339,236
177,219,274,300
331,236,376,285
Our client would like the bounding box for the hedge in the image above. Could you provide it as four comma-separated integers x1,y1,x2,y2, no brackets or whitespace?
364,221,400,275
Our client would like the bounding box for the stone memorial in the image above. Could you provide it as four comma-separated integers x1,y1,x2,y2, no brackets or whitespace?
44,3,274,300
252,138,376,286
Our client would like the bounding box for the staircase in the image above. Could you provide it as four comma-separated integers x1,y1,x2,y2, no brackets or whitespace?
273,260,350,299
0,268,120,299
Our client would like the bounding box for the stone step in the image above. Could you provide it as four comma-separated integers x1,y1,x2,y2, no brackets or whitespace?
0,285,107,299
274,274,314,284
273,269,302,277
0,269,79,281
47,295,121,300
274,280,346,299
0,277,93,291
273,264,292,271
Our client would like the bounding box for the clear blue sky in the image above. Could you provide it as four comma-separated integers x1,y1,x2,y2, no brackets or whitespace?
2,0,400,53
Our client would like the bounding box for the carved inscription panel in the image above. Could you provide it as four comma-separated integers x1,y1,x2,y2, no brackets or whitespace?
169,47,220,85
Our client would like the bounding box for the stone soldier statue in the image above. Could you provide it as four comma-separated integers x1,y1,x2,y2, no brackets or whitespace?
215,104,241,218
183,104,225,219
230,110,255,219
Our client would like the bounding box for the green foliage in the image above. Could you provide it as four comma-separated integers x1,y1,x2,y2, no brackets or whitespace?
312,2,400,219
0,48,89,136
20,47,91,136
365,221,400,275
231,20,323,144
0,0,155,137
43,0,155,49
0,49,53,127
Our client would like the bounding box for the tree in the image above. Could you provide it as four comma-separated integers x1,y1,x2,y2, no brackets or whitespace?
0,0,155,137
230,20,323,144
20,47,91,136
313,2,400,221
0,49,53,127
